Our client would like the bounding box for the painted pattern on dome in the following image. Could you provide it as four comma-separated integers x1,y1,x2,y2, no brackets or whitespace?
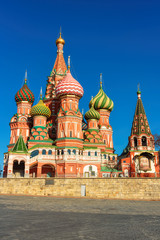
15,83,34,103
55,71,84,98
89,84,113,111
30,99,51,118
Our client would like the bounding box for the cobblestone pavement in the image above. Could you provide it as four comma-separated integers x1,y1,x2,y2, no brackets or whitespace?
0,195,160,240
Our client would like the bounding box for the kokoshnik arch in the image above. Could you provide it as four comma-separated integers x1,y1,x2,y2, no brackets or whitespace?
3,32,159,178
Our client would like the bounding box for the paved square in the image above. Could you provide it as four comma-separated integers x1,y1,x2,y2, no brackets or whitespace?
0,195,160,239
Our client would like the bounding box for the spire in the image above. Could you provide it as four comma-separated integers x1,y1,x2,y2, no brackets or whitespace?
40,87,43,100
131,89,151,136
11,134,28,153
68,56,70,72
24,70,27,84
100,73,102,88
50,31,67,77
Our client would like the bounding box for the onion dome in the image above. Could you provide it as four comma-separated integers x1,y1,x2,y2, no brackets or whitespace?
15,72,34,104
30,94,51,119
55,70,84,99
85,105,100,121
56,32,65,46
89,75,114,111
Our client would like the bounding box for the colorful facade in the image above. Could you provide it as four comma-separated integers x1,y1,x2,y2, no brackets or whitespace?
3,33,159,178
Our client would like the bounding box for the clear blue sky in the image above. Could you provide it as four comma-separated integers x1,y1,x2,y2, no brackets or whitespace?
0,0,160,170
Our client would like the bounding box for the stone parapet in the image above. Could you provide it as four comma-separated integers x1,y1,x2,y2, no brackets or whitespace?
1,178,160,200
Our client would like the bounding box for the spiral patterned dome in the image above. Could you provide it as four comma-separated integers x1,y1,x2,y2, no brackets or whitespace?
15,82,34,104
30,98,51,118
85,105,100,121
55,71,84,98
89,83,114,111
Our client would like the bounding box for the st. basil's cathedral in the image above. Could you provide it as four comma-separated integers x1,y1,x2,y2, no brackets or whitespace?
3,33,159,178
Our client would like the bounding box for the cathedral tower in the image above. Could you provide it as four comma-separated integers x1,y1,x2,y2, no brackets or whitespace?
55,57,84,148
90,74,114,153
9,71,34,150
44,31,67,139
119,88,159,177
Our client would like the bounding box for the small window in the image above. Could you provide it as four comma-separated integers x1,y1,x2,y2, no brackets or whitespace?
73,149,76,155
123,161,126,163
57,150,60,155
61,149,64,155
70,131,72,137
48,150,52,155
95,152,97,156
89,165,92,171
42,149,46,155
108,156,110,161
112,156,115,160
30,150,39,158
68,149,71,155
104,154,106,159
142,136,147,146
134,137,137,147
88,151,91,156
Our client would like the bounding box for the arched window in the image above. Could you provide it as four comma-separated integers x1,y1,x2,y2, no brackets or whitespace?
88,151,91,156
134,137,137,147
73,149,76,155
30,150,39,158
42,149,46,155
108,155,110,161
104,154,106,159
142,136,147,146
112,156,115,161
95,152,97,156
68,149,71,155
61,149,64,155
57,150,60,155
48,150,52,155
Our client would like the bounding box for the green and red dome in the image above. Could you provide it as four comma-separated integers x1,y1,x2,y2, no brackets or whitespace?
15,82,34,104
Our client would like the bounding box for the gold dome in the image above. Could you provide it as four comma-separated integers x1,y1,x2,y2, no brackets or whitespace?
56,32,65,46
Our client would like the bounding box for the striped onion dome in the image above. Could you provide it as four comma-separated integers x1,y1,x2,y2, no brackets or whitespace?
15,82,34,104
89,82,114,111
55,70,84,98
85,105,100,121
30,97,51,118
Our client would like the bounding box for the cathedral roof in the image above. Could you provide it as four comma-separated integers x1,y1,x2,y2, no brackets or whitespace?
50,32,67,76
11,134,28,153
89,76,114,111
15,73,34,104
55,69,84,98
30,94,51,118
131,90,151,136
85,104,100,121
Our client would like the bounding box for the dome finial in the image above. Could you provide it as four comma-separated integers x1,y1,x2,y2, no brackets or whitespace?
25,70,27,84
100,73,102,88
68,56,70,72
56,28,65,46
40,87,43,100
137,83,141,98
